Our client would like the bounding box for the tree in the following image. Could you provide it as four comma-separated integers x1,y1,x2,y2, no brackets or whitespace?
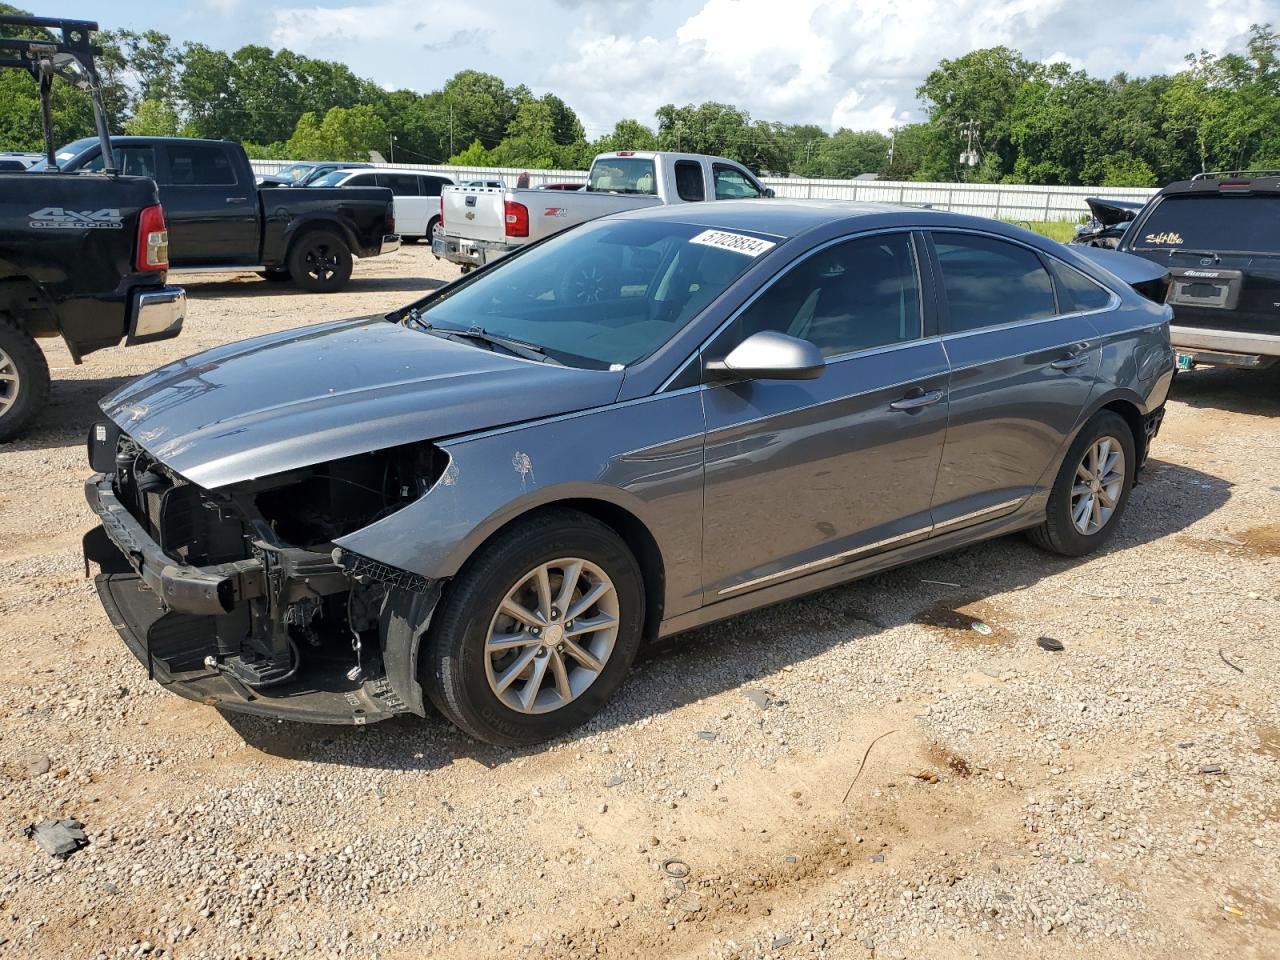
446,139,494,166
592,119,658,154
123,98,181,136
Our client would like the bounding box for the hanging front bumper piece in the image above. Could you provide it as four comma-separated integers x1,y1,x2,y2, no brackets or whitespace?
82,472,439,725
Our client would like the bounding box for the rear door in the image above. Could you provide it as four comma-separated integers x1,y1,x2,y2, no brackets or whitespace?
375,172,428,237
158,141,257,265
926,230,1102,531
701,230,949,600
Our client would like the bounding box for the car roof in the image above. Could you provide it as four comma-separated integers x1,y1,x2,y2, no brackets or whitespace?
606,198,1038,243
328,167,454,178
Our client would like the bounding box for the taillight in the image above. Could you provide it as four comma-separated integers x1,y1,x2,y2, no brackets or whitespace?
504,200,529,237
136,204,168,272
1219,180,1251,191
439,195,444,231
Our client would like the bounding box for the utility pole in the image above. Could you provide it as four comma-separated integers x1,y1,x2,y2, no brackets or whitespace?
449,100,454,157
389,134,396,163
959,119,980,169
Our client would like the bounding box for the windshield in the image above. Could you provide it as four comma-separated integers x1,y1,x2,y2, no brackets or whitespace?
28,137,96,171
308,170,350,187
1133,195,1280,255
273,162,318,182
417,219,769,367
587,158,658,195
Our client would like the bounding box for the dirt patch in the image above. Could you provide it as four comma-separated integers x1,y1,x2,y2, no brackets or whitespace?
1253,725,1280,762
1181,522,1280,558
927,742,974,778
912,597,1013,647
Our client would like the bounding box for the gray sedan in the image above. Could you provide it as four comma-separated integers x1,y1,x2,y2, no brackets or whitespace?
84,201,1175,744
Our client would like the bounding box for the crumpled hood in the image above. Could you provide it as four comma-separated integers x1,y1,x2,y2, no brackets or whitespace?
100,316,623,489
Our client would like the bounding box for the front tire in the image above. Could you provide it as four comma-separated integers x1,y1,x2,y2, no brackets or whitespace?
0,314,50,442
423,509,645,746
1028,410,1136,556
287,229,353,293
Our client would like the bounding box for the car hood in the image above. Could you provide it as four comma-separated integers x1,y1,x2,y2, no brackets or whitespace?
1084,197,1145,226
100,316,624,489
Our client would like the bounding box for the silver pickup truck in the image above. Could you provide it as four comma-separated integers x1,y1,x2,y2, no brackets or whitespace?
432,151,772,270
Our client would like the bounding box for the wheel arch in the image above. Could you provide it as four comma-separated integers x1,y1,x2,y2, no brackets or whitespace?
280,215,357,263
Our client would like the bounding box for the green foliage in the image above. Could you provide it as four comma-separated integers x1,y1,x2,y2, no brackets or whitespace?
0,4,1273,188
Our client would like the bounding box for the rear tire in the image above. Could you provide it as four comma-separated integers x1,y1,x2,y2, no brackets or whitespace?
1028,410,1136,556
402,236,421,245
423,509,645,746
0,313,50,442
287,229,353,293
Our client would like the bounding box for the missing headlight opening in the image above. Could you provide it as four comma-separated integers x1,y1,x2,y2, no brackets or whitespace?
85,432,448,721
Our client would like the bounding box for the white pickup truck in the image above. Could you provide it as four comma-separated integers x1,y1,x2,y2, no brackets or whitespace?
432,151,773,270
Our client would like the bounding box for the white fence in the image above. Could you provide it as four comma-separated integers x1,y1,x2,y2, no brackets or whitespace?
249,159,1156,221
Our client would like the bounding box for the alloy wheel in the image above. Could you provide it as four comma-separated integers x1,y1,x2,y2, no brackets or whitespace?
0,346,19,417
484,557,620,715
1070,436,1125,535
303,243,339,283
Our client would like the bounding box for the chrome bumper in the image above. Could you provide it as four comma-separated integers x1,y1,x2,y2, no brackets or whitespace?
126,286,185,345
1170,325,1280,361
380,234,402,255
432,232,484,267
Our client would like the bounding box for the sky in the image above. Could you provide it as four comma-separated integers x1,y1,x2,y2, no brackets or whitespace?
50,0,1276,134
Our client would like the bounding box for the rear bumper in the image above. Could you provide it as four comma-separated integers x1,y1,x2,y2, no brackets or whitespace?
1170,324,1280,361
431,233,510,268
126,286,186,346
379,234,401,256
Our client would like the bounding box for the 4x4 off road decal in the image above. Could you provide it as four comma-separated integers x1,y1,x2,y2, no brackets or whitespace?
28,207,124,230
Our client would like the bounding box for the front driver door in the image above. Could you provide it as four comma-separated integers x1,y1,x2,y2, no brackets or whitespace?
701,231,950,601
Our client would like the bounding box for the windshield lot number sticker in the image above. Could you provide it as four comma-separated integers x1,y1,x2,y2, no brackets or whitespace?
690,229,776,257
1143,231,1183,245
28,207,123,230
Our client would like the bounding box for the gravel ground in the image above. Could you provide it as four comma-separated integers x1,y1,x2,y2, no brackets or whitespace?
1,245,1277,960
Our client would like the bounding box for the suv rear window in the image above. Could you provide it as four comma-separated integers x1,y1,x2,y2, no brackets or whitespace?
1133,195,1280,255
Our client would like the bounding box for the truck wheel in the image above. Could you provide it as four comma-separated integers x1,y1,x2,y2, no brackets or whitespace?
288,230,353,293
0,314,51,442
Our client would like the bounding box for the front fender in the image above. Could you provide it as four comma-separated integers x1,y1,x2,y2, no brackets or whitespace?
335,387,708,620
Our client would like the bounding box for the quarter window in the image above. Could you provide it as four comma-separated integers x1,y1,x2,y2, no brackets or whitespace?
1048,259,1113,312
713,164,762,199
737,233,923,357
674,161,705,202
933,233,1056,332
164,144,236,186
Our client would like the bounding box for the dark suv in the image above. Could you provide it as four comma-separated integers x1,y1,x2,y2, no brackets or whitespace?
1117,171,1280,370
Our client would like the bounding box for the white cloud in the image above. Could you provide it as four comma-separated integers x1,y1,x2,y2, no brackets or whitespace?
262,0,1274,134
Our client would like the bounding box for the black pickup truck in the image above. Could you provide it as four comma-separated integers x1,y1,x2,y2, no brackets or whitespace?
0,15,185,440
44,137,400,292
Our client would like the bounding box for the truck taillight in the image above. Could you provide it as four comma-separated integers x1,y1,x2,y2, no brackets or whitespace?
504,200,529,238
439,196,444,230
136,204,168,272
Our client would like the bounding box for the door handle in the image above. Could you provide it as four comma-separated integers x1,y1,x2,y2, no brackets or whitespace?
889,389,945,411
1049,355,1089,371
225,196,248,203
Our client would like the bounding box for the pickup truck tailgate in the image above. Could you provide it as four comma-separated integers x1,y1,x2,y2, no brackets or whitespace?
442,186,506,243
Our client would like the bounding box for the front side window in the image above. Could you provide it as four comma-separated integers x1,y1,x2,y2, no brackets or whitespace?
713,164,762,199
378,173,420,196
587,157,657,195
308,170,350,187
934,233,1056,332
165,144,236,186
1132,195,1280,255
418,219,763,367
675,161,705,202
736,232,923,357
274,162,317,183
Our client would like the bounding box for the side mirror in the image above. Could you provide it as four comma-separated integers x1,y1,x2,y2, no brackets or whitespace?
705,330,825,382
762,187,776,198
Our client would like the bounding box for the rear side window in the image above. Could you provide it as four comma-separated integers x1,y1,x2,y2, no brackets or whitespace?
378,173,420,196
738,232,922,357
165,144,236,186
1133,195,1280,255
713,164,762,199
420,176,450,197
344,173,377,187
934,233,1056,332
674,161,705,202
1048,259,1113,312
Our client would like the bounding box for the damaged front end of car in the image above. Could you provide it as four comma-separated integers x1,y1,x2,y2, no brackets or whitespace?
82,421,448,724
